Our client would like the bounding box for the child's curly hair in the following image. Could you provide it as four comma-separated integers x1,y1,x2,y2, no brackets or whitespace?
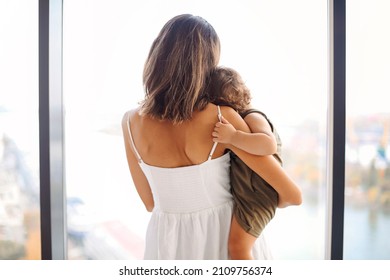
207,66,252,114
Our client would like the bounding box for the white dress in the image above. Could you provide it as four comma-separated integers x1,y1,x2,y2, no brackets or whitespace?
126,108,272,260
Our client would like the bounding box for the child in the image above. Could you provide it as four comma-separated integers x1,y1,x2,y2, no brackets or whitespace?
209,66,282,259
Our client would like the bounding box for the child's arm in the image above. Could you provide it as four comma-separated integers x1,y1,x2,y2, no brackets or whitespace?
212,113,277,156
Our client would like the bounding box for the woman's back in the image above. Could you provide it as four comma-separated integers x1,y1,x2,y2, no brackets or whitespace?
126,104,232,212
128,103,227,168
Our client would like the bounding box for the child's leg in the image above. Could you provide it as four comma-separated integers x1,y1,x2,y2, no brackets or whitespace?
228,215,257,260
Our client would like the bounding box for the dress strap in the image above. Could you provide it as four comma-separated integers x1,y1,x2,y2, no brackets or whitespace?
208,106,222,160
126,112,143,163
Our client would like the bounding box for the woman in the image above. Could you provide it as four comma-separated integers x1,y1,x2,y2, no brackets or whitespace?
122,14,301,260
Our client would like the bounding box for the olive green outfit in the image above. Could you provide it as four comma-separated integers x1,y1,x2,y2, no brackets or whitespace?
230,109,282,238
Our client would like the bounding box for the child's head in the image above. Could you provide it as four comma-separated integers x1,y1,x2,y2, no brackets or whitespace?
208,66,252,114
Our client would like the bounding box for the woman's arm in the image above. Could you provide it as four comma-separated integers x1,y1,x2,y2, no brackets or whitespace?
219,106,302,208
233,149,302,208
213,113,277,155
122,110,154,212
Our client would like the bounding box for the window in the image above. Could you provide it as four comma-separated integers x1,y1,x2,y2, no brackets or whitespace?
344,0,390,259
63,0,327,259
0,0,40,260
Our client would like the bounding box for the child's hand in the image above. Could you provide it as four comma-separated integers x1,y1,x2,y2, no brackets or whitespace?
212,116,237,143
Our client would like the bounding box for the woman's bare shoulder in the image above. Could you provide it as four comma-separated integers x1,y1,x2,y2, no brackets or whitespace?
122,107,141,127
124,107,141,118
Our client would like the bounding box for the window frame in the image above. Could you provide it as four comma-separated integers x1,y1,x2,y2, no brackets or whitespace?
39,0,67,260
326,0,346,260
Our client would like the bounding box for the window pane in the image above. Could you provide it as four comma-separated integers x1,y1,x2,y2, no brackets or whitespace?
345,0,390,259
0,0,40,259
244,1,327,259
64,0,327,259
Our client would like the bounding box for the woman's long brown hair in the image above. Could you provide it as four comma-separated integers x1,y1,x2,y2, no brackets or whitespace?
141,14,220,123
